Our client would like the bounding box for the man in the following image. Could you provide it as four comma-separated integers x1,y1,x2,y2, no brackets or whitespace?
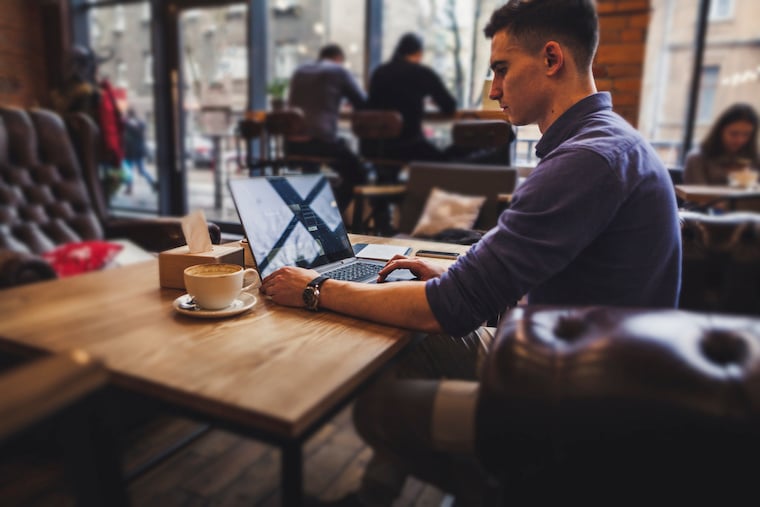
286,44,367,213
262,0,681,504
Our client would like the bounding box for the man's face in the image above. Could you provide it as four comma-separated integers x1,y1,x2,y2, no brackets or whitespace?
488,30,549,128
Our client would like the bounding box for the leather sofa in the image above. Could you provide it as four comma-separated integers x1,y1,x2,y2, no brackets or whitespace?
476,306,760,504
0,106,220,288
679,210,760,315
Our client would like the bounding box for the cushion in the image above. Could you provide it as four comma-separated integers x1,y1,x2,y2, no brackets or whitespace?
411,187,487,237
41,240,123,278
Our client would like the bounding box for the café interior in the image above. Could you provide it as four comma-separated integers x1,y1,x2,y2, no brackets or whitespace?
1,0,759,505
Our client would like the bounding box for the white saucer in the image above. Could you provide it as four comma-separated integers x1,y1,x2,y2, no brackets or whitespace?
173,292,257,318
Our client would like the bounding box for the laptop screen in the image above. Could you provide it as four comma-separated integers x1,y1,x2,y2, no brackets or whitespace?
229,174,354,277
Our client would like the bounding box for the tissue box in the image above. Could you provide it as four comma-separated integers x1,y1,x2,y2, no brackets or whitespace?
158,243,244,289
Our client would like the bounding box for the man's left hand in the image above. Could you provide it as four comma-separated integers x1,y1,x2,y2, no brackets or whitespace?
260,266,320,308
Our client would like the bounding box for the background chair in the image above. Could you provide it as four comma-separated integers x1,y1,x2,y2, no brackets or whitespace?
476,305,760,505
448,119,515,165
264,108,306,174
679,210,760,315
0,106,220,288
235,117,266,176
352,161,517,241
0,350,128,507
351,110,404,175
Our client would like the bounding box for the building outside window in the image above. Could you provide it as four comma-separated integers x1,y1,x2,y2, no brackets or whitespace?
640,0,760,166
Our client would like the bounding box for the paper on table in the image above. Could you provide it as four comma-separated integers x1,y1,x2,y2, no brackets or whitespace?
181,209,213,253
355,244,412,261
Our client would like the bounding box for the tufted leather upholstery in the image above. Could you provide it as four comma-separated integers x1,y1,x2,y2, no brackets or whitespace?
0,106,220,288
476,306,760,504
679,210,760,315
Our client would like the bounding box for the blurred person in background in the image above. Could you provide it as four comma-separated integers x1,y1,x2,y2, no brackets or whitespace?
286,44,368,213
683,103,759,185
122,108,157,194
363,33,457,168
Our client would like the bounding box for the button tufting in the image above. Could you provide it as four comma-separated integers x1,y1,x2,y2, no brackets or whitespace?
700,330,749,366
554,315,586,341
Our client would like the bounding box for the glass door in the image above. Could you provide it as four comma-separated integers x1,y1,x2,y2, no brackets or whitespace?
179,4,250,224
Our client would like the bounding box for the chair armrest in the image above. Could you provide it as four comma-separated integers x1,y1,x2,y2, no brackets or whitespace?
0,351,109,443
103,218,222,252
0,250,57,288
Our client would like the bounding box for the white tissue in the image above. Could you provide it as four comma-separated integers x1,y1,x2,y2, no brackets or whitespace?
181,209,213,253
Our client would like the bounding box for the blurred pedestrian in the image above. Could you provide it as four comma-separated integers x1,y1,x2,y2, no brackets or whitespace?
122,109,157,194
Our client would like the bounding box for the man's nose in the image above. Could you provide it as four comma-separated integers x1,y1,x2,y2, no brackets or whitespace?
488,79,501,101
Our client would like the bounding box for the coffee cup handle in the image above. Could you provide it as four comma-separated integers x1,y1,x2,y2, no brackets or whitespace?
241,268,262,293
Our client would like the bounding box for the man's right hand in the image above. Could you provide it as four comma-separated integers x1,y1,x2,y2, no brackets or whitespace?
377,254,446,282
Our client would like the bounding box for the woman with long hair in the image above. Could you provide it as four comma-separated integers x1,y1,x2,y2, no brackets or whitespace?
683,103,759,184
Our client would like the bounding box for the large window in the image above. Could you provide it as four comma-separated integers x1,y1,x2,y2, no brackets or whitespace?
269,1,366,91
639,0,760,166
87,1,158,212
75,0,759,225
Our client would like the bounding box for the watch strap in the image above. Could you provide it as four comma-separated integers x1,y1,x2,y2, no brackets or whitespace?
308,275,330,288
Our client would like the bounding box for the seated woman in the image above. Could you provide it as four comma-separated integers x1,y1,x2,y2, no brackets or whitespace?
683,103,759,185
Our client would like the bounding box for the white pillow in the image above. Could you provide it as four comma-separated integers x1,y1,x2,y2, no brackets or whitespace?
411,187,487,237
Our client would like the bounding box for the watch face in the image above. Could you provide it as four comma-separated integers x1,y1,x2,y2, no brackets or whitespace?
303,286,318,310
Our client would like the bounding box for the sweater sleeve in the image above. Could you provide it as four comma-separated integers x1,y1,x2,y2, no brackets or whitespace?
341,69,367,109
425,149,626,337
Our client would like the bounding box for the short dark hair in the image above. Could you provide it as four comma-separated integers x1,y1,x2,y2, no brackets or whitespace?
319,44,344,61
700,103,759,162
483,0,599,70
392,33,423,61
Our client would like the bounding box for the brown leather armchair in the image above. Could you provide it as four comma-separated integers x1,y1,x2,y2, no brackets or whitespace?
679,210,760,315
0,106,220,288
476,306,760,504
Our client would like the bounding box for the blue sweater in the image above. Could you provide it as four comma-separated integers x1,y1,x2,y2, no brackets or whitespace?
426,93,682,337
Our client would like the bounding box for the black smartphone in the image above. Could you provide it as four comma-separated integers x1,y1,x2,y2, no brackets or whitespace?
415,249,460,260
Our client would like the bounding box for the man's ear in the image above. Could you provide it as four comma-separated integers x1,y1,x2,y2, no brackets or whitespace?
544,41,564,75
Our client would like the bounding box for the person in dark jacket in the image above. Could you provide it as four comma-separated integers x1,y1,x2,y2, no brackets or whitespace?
362,33,457,168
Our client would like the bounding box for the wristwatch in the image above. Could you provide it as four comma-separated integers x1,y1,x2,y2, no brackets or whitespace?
303,275,330,311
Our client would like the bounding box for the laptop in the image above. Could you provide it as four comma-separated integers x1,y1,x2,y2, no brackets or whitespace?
229,174,414,283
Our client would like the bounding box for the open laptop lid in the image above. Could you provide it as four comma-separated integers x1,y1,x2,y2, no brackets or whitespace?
229,174,355,277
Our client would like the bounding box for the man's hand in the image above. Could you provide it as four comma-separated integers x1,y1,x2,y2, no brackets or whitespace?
260,266,320,308
377,255,446,282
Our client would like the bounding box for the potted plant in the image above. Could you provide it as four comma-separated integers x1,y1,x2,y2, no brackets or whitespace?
267,78,289,111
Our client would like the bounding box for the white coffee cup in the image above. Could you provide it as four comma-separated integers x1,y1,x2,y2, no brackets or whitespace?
183,263,261,310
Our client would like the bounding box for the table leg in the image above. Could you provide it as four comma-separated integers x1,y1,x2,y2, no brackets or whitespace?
281,442,303,507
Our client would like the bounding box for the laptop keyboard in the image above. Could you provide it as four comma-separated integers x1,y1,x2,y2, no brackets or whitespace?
324,262,383,281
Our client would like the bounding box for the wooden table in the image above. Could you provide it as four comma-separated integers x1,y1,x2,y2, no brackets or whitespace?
675,184,760,210
0,235,467,506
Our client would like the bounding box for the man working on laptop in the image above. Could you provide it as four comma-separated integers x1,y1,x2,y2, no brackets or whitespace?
261,0,681,504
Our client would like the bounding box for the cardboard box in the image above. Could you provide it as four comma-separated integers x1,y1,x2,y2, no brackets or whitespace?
159,243,244,289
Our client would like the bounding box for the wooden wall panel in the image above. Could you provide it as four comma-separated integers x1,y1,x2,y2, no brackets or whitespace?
0,0,49,108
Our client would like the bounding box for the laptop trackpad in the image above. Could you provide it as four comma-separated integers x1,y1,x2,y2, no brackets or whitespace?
377,268,418,283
